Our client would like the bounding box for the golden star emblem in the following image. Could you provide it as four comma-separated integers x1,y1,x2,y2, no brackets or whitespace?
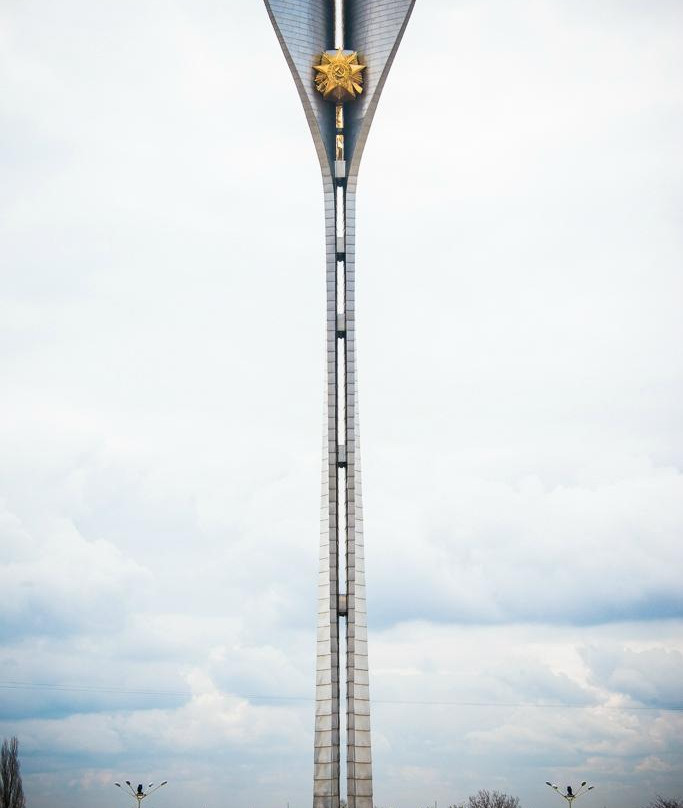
314,49,366,102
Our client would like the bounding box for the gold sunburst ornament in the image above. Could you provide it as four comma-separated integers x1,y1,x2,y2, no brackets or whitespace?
314,49,365,102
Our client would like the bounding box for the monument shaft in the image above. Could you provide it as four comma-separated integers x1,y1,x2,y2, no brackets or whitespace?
263,3,416,806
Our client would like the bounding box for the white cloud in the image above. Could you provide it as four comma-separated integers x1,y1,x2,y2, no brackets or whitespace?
0,500,149,638
582,646,683,707
0,0,682,806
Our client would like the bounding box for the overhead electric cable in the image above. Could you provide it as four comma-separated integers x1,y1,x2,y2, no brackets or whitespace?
0,681,680,711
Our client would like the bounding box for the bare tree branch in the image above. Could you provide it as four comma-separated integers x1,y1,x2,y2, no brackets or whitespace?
0,737,26,808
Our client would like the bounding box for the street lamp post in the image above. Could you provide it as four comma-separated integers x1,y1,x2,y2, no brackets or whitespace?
115,780,168,807
546,781,595,808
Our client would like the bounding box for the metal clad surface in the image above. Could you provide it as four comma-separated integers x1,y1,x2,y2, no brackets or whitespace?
263,0,336,173
317,187,341,803
345,0,416,179
263,3,416,806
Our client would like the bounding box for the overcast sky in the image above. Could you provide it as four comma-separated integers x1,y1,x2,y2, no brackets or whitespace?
1,1,682,807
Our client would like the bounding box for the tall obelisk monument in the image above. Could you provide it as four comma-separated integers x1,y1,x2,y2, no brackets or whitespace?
263,3,416,807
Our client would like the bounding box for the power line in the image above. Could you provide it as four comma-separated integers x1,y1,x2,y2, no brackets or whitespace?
0,682,189,697
0,681,681,711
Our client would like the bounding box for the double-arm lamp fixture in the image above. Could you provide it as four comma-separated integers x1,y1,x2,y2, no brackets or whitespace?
546,781,595,807
114,780,168,806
